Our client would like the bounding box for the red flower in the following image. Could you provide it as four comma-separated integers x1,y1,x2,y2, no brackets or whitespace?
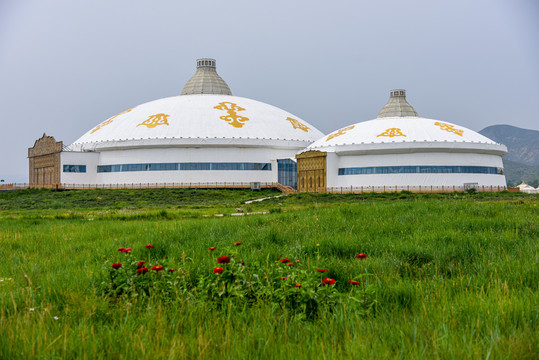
213,266,224,274
280,277,287,280
356,253,367,259
217,256,230,264
145,244,154,249
209,247,217,251
293,284,302,288
151,265,164,271
168,268,177,273
286,262,294,266
295,260,301,263
122,248,132,253
348,280,360,285
317,269,328,273
234,242,242,246
137,261,146,269
279,258,291,263
137,267,149,275
241,260,245,266
117,248,125,252
322,278,336,285
111,263,122,269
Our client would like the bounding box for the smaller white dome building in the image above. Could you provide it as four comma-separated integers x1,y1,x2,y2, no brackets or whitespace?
297,90,507,192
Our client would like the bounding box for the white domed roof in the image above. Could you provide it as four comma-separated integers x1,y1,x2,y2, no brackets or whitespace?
70,94,324,151
305,117,507,155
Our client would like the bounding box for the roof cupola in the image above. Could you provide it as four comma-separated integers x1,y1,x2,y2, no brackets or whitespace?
181,58,232,96
377,89,419,118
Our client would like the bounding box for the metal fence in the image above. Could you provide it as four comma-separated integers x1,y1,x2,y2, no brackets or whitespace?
324,185,517,194
0,182,283,191
0,183,520,193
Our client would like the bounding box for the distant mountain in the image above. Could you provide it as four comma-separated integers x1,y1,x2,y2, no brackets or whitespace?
479,125,539,187
479,125,539,165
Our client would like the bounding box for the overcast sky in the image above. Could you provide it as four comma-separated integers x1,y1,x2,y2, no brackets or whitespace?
1,0,538,182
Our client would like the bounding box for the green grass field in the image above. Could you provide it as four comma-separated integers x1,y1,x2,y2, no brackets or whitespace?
0,189,537,359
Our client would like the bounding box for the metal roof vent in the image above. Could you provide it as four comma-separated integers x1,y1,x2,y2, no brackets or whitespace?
377,89,418,118
181,58,232,96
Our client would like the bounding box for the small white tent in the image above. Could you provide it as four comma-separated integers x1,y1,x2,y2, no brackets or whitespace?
517,182,538,194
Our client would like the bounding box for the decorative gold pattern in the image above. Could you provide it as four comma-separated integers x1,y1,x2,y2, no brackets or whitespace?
137,113,170,128
214,102,249,128
434,122,464,136
286,117,310,132
326,126,355,141
91,119,113,134
91,108,134,133
377,128,407,137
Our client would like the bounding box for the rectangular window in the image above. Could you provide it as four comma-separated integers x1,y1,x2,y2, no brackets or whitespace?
277,159,297,188
97,162,272,172
97,165,122,173
338,165,499,176
149,163,178,171
97,165,111,173
121,164,148,172
213,163,239,170
63,165,86,173
180,163,211,171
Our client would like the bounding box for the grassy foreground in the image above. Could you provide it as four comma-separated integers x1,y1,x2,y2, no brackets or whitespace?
0,190,538,359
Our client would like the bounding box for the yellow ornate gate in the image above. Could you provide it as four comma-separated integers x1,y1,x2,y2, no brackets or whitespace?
296,151,327,193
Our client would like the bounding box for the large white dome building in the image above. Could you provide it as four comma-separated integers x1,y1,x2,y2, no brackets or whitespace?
30,59,324,189
296,90,507,192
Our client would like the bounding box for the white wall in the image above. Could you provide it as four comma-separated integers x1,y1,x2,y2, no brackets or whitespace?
326,152,339,187
60,151,99,184
337,152,503,168
328,152,506,188
60,147,297,185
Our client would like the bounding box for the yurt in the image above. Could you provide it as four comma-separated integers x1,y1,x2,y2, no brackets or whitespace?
297,90,507,192
30,59,324,189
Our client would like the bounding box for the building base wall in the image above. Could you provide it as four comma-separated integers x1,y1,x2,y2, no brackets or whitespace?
59,147,300,185
327,152,507,188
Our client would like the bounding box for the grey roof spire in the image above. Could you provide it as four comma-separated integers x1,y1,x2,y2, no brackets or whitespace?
377,89,418,118
181,58,232,96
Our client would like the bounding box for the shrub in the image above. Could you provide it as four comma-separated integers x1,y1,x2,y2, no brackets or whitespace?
99,243,378,319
